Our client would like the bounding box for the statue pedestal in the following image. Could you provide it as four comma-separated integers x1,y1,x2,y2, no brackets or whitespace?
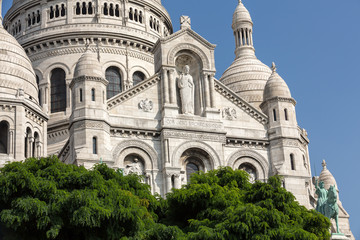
331,233,349,240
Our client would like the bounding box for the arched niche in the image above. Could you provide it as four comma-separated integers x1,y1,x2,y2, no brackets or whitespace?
174,50,203,116
227,150,269,182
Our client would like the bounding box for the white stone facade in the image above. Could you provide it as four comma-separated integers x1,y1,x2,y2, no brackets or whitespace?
1,0,354,238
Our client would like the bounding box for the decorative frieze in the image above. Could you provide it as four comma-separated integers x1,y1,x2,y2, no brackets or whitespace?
25,108,46,126
226,138,269,149
111,128,160,140
163,118,223,131
163,130,226,143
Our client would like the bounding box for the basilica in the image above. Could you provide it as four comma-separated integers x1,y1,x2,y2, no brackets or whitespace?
0,0,354,238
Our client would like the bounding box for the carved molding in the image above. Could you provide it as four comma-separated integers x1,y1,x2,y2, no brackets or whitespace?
168,43,210,69
171,141,221,169
163,130,226,143
25,108,46,126
112,140,158,169
111,128,160,140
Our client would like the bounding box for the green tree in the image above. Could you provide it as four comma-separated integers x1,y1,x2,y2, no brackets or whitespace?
0,156,159,240
163,167,331,240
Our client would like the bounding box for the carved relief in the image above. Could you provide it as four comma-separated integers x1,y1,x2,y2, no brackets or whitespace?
222,107,237,120
163,130,226,143
138,99,153,112
164,118,223,130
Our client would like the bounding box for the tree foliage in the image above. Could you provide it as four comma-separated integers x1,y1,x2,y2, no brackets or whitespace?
0,157,330,240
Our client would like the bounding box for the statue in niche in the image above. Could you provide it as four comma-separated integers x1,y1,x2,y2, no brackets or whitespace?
124,158,143,175
239,164,257,183
178,65,194,115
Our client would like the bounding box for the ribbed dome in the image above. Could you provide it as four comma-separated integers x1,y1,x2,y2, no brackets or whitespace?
0,26,38,101
263,63,291,101
319,160,338,191
220,55,272,109
232,0,252,28
74,48,103,79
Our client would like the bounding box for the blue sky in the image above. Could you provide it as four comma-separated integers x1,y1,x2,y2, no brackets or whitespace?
2,0,359,237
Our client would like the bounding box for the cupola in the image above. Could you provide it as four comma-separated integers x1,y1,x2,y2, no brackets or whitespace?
263,63,292,101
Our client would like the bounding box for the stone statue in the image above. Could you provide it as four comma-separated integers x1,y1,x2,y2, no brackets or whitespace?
124,158,143,175
178,65,194,115
315,179,328,214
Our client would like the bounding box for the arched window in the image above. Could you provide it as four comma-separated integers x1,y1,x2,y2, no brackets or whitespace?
284,109,289,121
24,127,32,158
50,8,54,19
79,88,83,102
109,4,114,16
139,11,143,23
61,4,66,17
55,5,60,18
186,162,199,183
105,67,122,99
132,71,145,86
36,75,42,106
115,5,120,17
92,137,97,154
129,8,133,20
33,132,39,158
76,2,81,15
50,68,67,113
0,121,9,154
239,163,257,183
82,2,87,15
273,109,277,121
134,9,138,22
104,3,108,15
91,88,95,101
290,154,295,170
37,10,41,22
88,2,93,14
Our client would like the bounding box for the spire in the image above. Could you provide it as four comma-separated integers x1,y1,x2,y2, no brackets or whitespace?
271,62,277,73
232,0,255,58
322,159,327,170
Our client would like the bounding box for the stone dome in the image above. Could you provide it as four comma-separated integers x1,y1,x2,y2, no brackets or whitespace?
263,63,292,101
74,48,103,79
318,160,338,191
232,0,253,28
220,55,272,109
0,25,38,101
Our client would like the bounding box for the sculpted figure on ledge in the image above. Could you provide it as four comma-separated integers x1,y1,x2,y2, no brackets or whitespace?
178,65,194,115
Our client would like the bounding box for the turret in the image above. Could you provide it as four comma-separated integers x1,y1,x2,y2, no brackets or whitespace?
68,42,111,167
260,63,312,208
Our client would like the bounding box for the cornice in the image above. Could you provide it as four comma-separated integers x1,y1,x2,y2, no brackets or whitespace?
214,79,269,125
70,76,108,89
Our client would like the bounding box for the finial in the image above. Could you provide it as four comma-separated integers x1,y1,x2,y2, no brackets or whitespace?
239,0,242,3
180,16,191,30
322,159,327,169
271,62,277,72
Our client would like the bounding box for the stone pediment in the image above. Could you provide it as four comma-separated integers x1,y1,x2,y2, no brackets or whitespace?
214,79,268,125
153,28,216,53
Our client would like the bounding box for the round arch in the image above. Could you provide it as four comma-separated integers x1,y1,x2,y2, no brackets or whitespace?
129,66,150,80
167,43,210,69
112,140,158,170
172,141,221,170
0,116,15,130
227,150,269,181
102,61,127,81
45,63,71,81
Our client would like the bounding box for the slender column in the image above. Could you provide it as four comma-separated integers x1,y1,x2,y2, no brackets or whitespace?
234,31,238,47
239,29,243,46
166,173,172,193
169,68,176,104
174,174,181,189
209,73,216,108
203,73,210,108
28,137,34,158
162,68,169,104
250,30,253,46
9,130,14,155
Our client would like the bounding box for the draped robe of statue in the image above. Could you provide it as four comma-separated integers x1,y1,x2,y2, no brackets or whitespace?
178,65,194,115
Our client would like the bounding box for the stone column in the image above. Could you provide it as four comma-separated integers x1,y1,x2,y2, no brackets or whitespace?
166,173,172,194
28,137,34,158
203,73,210,108
169,68,176,105
239,29,243,46
66,79,71,115
162,68,169,105
144,6,149,31
209,73,216,108
174,174,181,189
40,1,47,28
9,130,14,155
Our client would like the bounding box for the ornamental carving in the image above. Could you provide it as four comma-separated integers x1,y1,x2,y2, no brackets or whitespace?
138,99,153,112
222,107,237,120
164,118,223,130
163,131,226,143
168,43,210,69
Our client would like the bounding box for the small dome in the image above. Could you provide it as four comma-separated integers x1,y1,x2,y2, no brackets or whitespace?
318,160,338,191
220,55,272,109
0,26,38,101
263,63,291,101
232,0,252,29
74,48,103,79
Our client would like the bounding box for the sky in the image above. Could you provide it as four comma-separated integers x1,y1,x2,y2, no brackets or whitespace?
2,0,359,237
